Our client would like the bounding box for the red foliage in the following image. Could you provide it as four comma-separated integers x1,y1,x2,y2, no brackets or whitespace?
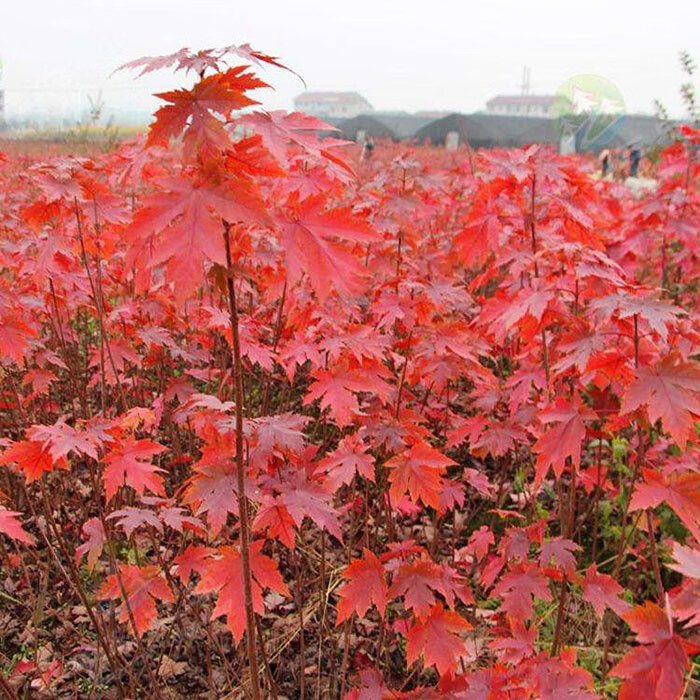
0,45,698,698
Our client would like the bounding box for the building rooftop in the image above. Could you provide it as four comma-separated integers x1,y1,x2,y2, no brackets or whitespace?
486,95,557,106
295,91,372,106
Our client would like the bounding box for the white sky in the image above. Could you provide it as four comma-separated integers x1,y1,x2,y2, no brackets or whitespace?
1,0,698,121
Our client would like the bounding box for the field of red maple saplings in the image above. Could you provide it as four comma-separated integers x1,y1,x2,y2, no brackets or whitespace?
0,45,698,699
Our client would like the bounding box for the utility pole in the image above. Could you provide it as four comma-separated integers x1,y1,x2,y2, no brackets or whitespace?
520,66,531,96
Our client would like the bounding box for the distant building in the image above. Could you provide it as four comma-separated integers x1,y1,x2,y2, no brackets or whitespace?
485,95,558,117
294,91,373,120
414,110,452,119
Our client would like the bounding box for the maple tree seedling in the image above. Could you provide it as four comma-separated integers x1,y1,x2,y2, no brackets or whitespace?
0,44,698,699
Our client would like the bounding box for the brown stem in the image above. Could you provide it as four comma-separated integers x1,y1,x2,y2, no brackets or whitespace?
395,333,412,419
530,172,539,278
10,398,130,696
223,222,262,700
645,509,664,602
0,668,20,700
395,230,403,283
260,281,287,417
34,482,131,697
541,328,550,398
552,470,576,655
603,322,647,677
256,617,280,700
74,199,127,412
661,234,668,293
315,530,327,700
376,615,387,669
82,462,162,696
337,621,352,699
291,546,306,699
551,577,569,655
1,363,28,424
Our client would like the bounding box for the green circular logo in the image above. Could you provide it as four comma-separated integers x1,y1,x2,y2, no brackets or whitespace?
552,74,626,152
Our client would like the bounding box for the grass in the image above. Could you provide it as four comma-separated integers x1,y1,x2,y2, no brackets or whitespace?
0,123,146,156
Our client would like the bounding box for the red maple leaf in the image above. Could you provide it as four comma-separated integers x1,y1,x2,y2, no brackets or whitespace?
611,602,691,700
194,541,289,642
336,549,387,624
0,439,66,482
533,398,596,485
248,412,308,468
532,649,597,699
157,505,203,533
0,315,36,365
148,67,266,156
388,558,464,618
480,286,555,342
590,291,683,341
492,563,552,620
621,353,700,448
578,565,631,618
344,667,392,699
385,441,456,510
173,545,215,582
238,111,337,163
28,420,103,462
321,434,376,489
454,205,501,267
119,44,291,78
539,537,581,573
126,172,268,298
119,47,222,77
99,564,174,637
182,459,238,537
107,507,163,537
74,517,105,569
0,507,34,544
668,543,700,578
405,604,472,676
277,194,379,298
629,468,700,541
488,617,537,665
102,439,167,501
670,579,700,628
179,425,240,535
252,499,297,549
304,366,391,427
271,464,342,540
219,43,295,74
465,525,495,562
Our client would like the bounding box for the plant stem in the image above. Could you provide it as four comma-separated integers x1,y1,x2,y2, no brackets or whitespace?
223,222,261,700
646,509,664,602
74,199,127,412
551,577,568,656
530,172,539,278
0,668,20,700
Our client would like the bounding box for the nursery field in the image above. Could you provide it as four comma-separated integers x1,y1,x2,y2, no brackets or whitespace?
0,46,698,699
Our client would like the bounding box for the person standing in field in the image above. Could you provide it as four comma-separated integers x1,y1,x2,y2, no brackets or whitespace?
628,143,641,178
361,135,375,161
599,148,612,178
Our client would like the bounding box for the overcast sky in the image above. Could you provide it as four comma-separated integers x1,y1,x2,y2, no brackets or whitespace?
1,0,698,121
